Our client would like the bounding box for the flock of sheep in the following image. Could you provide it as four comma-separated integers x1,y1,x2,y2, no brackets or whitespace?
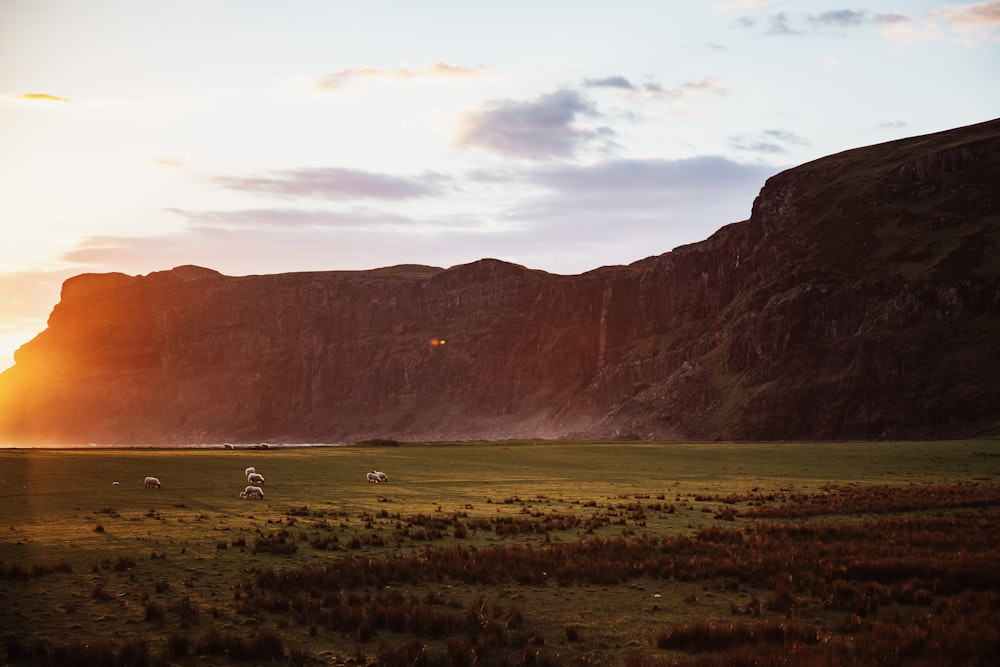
134,465,390,498
241,466,265,499
367,470,389,483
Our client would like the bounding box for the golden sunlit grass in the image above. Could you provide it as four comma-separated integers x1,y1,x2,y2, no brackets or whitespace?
1,439,999,665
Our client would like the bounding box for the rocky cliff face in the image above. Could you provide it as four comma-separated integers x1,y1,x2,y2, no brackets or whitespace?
2,119,998,444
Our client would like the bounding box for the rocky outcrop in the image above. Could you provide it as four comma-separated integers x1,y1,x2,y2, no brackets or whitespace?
2,119,998,444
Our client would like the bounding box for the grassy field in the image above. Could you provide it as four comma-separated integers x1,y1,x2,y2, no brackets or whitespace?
1,439,999,666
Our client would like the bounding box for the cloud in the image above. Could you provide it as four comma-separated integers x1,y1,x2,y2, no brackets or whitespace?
454,89,611,160
929,0,1000,42
584,76,634,90
524,156,770,194
930,0,1000,27
211,167,445,201
494,156,780,263
315,62,477,91
874,11,937,40
165,207,421,230
730,129,810,154
53,219,550,279
48,154,783,282
151,155,190,172
15,92,73,103
872,3,999,43
766,12,805,35
873,12,912,26
810,10,868,28
584,76,726,100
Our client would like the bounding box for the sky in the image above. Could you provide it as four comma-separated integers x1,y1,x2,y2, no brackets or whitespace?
1,0,999,371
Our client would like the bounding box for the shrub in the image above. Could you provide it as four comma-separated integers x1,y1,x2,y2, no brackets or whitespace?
144,600,165,623
113,556,136,571
251,627,284,661
165,631,190,659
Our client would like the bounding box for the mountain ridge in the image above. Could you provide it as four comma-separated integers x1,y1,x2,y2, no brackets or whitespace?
2,119,998,444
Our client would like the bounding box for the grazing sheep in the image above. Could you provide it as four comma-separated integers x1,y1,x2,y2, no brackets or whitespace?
240,485,264,500
376,471,389,483
112,481,119,486
143,476,161,489
247,472,264,485
366,471,381,483
245,466,256,477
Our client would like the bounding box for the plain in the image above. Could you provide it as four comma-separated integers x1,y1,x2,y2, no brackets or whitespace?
1,439,999,666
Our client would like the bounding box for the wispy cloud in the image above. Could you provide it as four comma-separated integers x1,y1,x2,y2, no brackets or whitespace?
584,76,726,100
165,207,419,230
454,89,612,160
810,9,868,29
929,0,1000,43
872,11,936,41
496,156,780,261
15,92,73,103
211,167,446,201
525,156,775,195
741,2,999,43
314,62,478,91
730,129,810,154
766,13,804,35
873,12,911,26
930,0,1000,27
151,155,190,172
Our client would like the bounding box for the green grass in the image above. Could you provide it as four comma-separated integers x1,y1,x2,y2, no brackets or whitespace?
1,439,999,665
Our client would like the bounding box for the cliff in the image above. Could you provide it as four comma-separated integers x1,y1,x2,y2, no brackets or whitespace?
2,119,999,444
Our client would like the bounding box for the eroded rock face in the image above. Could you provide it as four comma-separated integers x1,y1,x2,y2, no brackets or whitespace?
2,119,999,444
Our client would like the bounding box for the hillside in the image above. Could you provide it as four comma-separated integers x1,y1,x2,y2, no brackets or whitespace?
1,119,998,444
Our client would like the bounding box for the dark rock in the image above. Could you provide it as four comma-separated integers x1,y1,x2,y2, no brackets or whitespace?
2,119,999,444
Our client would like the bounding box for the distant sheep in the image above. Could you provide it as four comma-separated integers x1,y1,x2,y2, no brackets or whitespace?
112,481,119,486
143,476,161,489
375,471,389,483
245,466,256,477
366,471,381,483
247,472,264,485
240,485,264,500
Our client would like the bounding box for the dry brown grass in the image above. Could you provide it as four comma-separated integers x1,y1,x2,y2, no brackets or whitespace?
1,439,999,665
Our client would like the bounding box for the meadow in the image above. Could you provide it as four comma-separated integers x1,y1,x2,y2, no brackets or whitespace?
1,439,999,666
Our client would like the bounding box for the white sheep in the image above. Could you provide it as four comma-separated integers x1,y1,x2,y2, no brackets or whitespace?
143,476,162,489
375,471,389,483
247,472,264,485
366,471,381,483
112,481,119,486
245,466,256,477
240,485,264,500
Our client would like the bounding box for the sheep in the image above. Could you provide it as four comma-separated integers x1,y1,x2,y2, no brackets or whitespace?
247,472,264,485
366,471,381,483
112,481,119,486
245,466,256,477
376,471,389,483
240,485,264,500
143,476,162,489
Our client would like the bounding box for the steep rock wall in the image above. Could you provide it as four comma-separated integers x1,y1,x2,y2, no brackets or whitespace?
1,119,998,444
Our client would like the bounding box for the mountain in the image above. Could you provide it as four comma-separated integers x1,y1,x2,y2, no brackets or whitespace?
2,119,998,445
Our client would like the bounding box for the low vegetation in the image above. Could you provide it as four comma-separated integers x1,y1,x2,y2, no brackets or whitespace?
1,439,998,665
